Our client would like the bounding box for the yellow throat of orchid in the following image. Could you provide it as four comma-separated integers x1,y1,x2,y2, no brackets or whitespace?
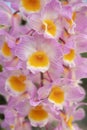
8,75,26,93
27,51,49,68
1,42,12,57
21,0,41,12
43,19,57,37
48,86,64,104
63,49,75,62
28,105,48,122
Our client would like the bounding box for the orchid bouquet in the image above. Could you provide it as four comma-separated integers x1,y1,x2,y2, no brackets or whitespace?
0,0,87,130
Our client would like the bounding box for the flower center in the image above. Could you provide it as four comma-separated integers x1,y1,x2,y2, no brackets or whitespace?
21,0,41,12
8,75,26,92
27,51,49,67
1,42,12,57
63,49,75,62
28,105,48,121
43,19,56,36
48,86,64,104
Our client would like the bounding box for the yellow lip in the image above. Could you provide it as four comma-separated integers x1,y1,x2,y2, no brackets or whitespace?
48,86,64,104
8,75,26,93
28,105,48,122
1,42,12,57
43,19,57,37
27,51,49,68
21,0,41,12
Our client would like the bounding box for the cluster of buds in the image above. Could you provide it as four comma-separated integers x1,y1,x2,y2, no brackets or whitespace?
0,0,87,130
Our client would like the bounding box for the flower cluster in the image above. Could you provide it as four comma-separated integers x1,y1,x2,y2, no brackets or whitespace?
0,0,87,130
